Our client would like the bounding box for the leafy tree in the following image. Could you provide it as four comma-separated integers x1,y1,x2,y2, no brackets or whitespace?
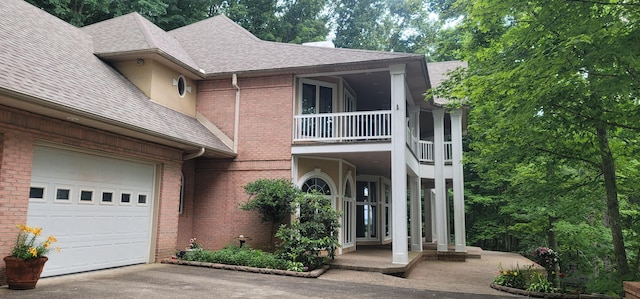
241,178,300,244
431,0,640,289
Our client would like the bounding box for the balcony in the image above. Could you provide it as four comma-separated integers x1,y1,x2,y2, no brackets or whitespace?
418,141,452,163
293,111,392,142
292,111,452,163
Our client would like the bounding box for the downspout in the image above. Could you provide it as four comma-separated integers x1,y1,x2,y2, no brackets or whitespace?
183,147,205,160
232,73,240,153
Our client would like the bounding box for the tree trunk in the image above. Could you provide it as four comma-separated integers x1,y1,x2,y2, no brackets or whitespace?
595,123,630,276
548,215,560,287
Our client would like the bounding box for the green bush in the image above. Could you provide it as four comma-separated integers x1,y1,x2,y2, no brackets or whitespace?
241,178,300,244
493,264,556,293
275,191,340,270
494,264,528,289
182,245,293,271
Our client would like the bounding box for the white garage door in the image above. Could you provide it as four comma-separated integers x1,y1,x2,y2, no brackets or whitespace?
27,146,155,277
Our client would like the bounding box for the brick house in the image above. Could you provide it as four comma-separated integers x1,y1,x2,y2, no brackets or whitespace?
0,0,466,282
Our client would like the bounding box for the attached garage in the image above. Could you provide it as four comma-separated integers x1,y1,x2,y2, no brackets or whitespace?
27,146,156,277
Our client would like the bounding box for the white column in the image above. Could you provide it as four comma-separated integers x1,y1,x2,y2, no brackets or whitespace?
423,187,432,243
451,109,467,252
430,190,437,242
410,176,422,251
433,108,448,252
390,64,408,264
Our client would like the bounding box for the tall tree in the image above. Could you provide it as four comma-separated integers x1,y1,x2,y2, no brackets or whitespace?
434,0,640,279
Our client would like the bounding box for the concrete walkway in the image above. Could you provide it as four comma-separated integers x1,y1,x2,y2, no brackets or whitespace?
0,249,535,298
322,249,536,297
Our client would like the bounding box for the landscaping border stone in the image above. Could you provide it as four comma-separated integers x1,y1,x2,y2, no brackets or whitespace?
490,283,617,299
161,258,329,278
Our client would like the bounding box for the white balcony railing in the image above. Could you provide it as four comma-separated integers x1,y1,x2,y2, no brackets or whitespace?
419,141,453,163
293,111,392,142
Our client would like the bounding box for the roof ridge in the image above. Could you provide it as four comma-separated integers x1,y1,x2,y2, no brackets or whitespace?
216,14,262,42
132,13,158,49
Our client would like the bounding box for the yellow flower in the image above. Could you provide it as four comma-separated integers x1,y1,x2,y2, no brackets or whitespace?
503,271,508,275
28,247,38,257
43,242,50,248
55,247,61,253
514,272,518,276
33,227,43,236
551,271,555,274
47,235,58,243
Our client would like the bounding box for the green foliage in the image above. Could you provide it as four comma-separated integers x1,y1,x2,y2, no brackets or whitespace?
11,224,60,260
527,272,556,293
275,191,340,270
242,178,300,243
494,264,556,293
182,245,292,271
436,0,640,289
493,264,529,289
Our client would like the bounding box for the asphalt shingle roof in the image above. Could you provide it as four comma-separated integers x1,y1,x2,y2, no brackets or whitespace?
0,0,231,154
427,61,468,105
169,15,425,75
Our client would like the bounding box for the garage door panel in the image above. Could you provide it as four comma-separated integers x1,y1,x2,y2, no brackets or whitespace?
28,147,154,277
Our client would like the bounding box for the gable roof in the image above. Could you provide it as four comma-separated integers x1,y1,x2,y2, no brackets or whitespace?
82,12,203,77
0,0,233,156
169,15,426,77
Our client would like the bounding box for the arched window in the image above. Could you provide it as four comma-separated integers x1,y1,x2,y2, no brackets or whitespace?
301,177,331,195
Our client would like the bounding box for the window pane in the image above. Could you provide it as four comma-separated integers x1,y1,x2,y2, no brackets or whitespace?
370,182,377,202
80,190,93,201
138,194,147,204
319,86,332,113
302,83,316,114
344,181,352,197
356,181,367,202
121,193,131,203
356,205,365,238
56,189,70,200
30,187,45,199
102,192,113,202
302,178,331,195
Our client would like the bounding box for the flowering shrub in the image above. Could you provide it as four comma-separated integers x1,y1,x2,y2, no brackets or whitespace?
494,264,528,289
532,246,560,279
11,224,60,260
493,263,555,293
189,237,202,250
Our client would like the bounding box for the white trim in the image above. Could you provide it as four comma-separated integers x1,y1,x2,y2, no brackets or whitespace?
29,183,47,203
292,142,391,155
137,192,149,206
54,185,73,204
342,173,356,248
78,188,95,204
100,189,116,205
120,190,133,206
298,78,338,114
296,68,390,78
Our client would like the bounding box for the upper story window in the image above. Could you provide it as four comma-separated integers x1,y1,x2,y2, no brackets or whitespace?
300,79,336,114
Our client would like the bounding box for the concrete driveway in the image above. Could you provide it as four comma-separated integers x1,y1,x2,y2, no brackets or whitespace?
1,262,523,299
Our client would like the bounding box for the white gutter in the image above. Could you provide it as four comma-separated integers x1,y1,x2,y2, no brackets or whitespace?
232,73,240,153
183,147,205,160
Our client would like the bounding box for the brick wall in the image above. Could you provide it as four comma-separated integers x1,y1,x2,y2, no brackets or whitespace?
0,105,184,284
192,74,294,250
177,159,195,249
